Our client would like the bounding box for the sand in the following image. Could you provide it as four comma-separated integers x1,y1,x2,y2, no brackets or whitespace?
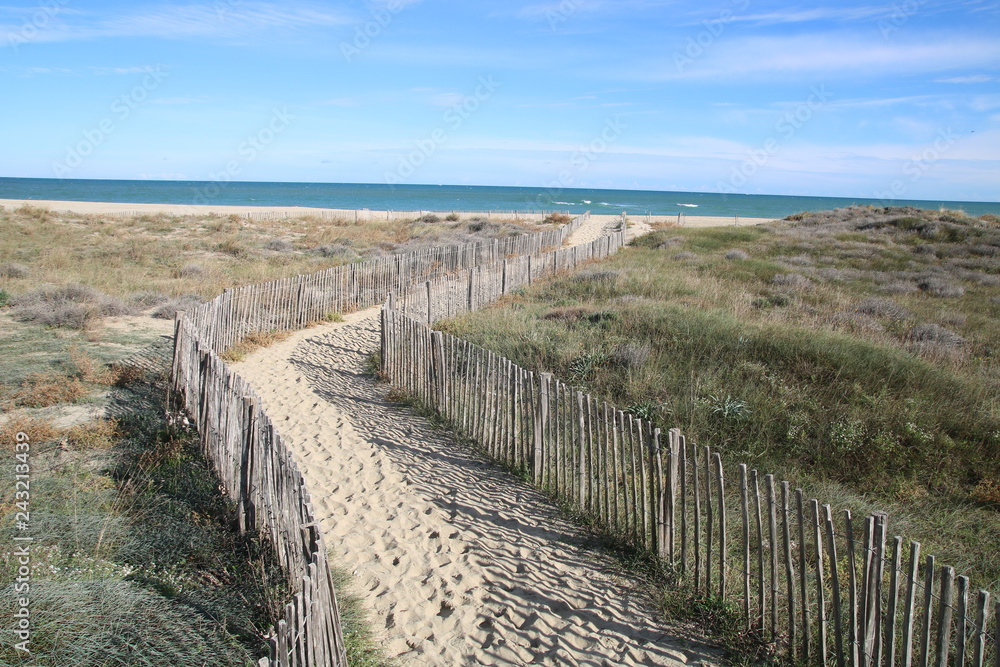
230,214,720,665
0,198,776,228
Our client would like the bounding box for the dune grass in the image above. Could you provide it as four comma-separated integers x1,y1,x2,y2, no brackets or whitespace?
0,205,542,309
439,206,1000,589
0,359,288,666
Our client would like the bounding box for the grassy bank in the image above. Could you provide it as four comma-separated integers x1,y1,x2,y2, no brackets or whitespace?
0,352,287,665
439,206,1000,588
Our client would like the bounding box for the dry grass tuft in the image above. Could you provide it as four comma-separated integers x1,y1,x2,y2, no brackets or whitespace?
107,363,147,387
612,343,651,369
264,238,295,252
151,294,203,320
0,261,29,278
10,283,133,329
68,346,113,384
541,306,594,321
64,418,120,450
0,413,60,446
908,322,966,348
917,276,966,298
770,273,812,290
220,330,292,362
853,297,910,321
9,372,88,408
970,478,1000,504
175,263,206,278
128,290,170,309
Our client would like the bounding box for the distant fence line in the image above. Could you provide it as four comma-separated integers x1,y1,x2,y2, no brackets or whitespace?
380,235,998,667
170,213,592,666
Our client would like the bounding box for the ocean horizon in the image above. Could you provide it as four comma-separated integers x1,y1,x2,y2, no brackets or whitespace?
2,177,998,219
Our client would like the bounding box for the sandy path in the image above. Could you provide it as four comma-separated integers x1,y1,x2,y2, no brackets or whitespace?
231,214,719,665
234,314,718,666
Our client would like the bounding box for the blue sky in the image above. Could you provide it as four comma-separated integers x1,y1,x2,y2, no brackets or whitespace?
1,0,998,201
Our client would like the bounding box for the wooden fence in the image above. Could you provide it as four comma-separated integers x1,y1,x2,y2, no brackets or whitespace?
169,213,594,666
380,242,999,667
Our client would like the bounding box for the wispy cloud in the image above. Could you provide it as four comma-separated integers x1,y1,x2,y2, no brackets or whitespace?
628,33,1000,81
936,75,995,84
0,2,351,44
725,6,890,25
88,65,167,75
151,96,212,105
0,65,72,75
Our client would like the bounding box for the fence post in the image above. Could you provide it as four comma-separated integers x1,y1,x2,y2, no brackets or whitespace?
535,373,551,485
864,512,888,667
920,556,937,667
426,281,433,324
431,331,446,414
654,429,666,559
813,499,828,667
886,537,904,667
784,482,797,657
577,392,587,512
936,567,956,667
972,591,990,667
903,542,923,667
740,465,751,629
825,505,845,667
957,576,970,667
714,452,726,600
666,429,681,563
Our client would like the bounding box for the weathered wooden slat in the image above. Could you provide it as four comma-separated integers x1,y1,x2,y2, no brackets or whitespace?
740,465,751,629
920,556,937,667
784,483,797,655
972,590,990,667
903,542,923,667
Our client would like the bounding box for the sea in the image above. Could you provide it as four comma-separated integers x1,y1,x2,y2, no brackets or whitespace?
1,177,998,219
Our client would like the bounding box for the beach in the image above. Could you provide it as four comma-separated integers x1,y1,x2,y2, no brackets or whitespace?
0,198,775,228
